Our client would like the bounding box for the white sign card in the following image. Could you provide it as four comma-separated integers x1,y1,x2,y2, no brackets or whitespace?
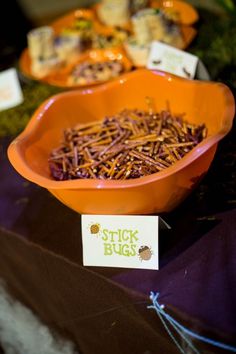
147,41,199,79
0,68,23,111
82,215,159,270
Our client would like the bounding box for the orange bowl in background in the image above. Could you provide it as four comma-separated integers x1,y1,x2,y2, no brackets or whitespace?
19,3,198,87
8,69,235,215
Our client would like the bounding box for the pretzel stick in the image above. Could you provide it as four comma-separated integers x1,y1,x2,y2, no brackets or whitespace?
49,105,206,181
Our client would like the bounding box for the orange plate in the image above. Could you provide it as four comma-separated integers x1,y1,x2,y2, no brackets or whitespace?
49,8,95,35
8,69,235,215
40,48,133,88
19,8,128,87
151,0,199,25
19,6,197,87
179,25,197,50
51,8,113,36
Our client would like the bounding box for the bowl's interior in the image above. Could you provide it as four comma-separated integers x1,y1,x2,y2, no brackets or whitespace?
12,69,234,183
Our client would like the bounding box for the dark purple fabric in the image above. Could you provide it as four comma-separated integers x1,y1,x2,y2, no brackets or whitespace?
1,134,236,352
113,208,236,338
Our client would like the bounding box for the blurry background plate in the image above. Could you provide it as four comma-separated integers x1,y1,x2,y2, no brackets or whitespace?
19,8,132,87
20,47,132,88
19,3,198,87
46,47,133,88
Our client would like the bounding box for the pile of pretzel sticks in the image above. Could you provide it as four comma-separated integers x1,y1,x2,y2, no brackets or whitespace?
49,107,207,180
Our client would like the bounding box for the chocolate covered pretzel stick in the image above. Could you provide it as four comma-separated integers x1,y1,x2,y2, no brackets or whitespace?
49,106,207,180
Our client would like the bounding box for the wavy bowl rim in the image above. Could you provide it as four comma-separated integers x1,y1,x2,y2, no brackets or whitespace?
8,69,235,190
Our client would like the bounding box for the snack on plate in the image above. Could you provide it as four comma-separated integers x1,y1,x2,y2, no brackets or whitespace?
131,8,184,47
54,36,80,63
93,27,131,49
125,8,184,65
132,9,154,45
159,12,184,46
49,105,207,181
27,26,59,78
124,39,149,66
31,57,61,78
60,16,94,51
68,60,125,85
97,0,130,27
24,2,192,82
27,26,56,60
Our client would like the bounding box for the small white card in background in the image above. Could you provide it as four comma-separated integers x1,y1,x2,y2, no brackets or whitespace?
82,215,159,270
0,68,23,111
147,41,199,79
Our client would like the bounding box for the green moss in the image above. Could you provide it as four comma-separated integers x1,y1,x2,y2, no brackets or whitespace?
189,8,236,84
0,82,61,138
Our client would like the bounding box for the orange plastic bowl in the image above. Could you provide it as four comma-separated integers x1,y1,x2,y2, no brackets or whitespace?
8,69,235,215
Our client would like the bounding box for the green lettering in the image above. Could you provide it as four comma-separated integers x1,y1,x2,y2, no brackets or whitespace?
122,244,130,256
122,229,130,242
118,229,122,242
109,231,118,242
113,243,122,255
129,230,139,243
102,229,109,241
104,243,113,255
130,244,137,256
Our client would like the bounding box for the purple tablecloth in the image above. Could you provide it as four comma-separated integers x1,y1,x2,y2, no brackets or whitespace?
0,135,236,353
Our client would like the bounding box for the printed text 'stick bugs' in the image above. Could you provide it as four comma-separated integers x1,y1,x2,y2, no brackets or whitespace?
138,246,153,261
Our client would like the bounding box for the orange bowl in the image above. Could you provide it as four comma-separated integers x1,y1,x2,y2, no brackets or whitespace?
8,69,235,215
19,5,197,87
